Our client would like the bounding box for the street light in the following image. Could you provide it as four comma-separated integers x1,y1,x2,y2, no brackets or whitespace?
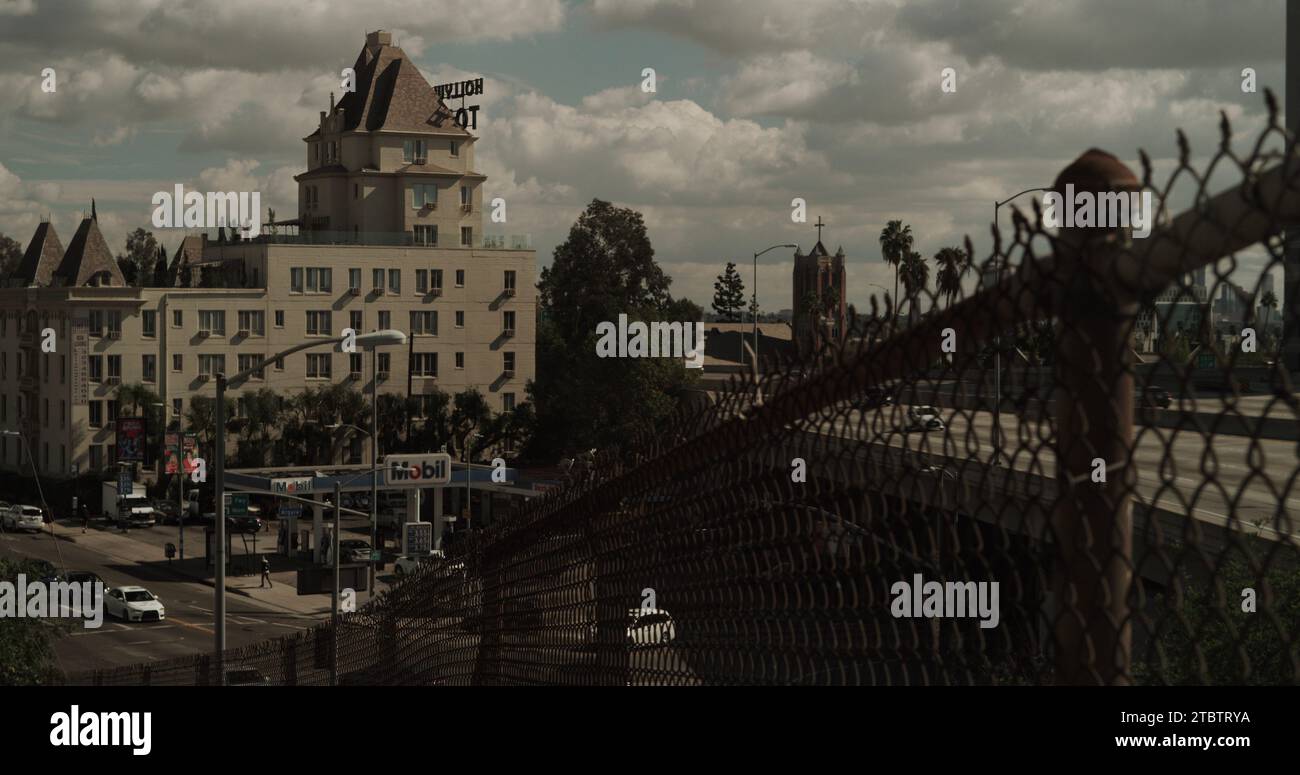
464,431,481,532
326,421,380,600
213,329,406,675
752,244,798,371
992,188,1051,466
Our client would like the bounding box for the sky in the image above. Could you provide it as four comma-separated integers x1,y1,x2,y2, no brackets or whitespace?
0,0,1288,312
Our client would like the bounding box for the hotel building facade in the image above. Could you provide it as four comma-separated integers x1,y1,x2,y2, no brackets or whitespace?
0,30,535,481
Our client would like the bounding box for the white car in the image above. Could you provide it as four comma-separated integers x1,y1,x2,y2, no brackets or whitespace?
627,608,676,647
906,405,946,431
394,550,443,575
103,586,166,622
3,504,45,532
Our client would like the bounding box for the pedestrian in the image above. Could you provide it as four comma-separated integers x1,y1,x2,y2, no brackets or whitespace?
80,503,89,534
260,556,272,588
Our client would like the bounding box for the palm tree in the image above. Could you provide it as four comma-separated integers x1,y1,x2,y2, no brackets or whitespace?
899,250,930,320
932,246,969,307
878,220,913,318
1261,290,1278,332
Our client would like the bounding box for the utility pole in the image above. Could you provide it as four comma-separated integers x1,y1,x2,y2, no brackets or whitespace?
369,345,378,599
332,481,340,687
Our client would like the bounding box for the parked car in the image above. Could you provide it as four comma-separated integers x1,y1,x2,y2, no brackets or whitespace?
626,608,676,647
3,504,45,532
906,405,945,431
103,586,165,622
337,539,372,563
152,499,183,525
1137,385,1172,408
62,570,105,588
394,550,444,576
857,387,895,409
201,512,262,533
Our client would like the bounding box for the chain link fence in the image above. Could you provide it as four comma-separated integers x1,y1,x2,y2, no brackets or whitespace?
72,98,1300,686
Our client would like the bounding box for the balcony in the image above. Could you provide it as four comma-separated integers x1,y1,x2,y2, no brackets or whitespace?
347,287,361,296
377,371,390,381
106,330,122,340
503,288,516,297
236,329,250,337
197,374,212,383
502,329,515,338
428,288,443,297
106,376,121,386
503,369,515,378
460,204,473,215
196,330,211,339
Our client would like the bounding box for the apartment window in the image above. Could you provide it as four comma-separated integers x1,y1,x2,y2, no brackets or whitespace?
349,268,361,291
199,310,226,335
416,269,428,293
173,309,183,327
349,311,362,332
455,352,464,369
455,311,465,328
238,354,264,379
414,225,437,246
412,183,437,209
89,401,103,428
142,310,157,338
107,310,122,336
431,269,443,292
306,310,332,336
504,270,516,292
403,139,427,162
378,311,391,329
60,355,65,384
59,445,65,472
199,354,225,377
89,310,103,337
238,310,265,336
503,393,516,412
89,445,102,471
107,400,117,425
349,353,362,376
503,351,515,374
89,355,103,383
411,311,438,335
460,227,473,247
377,352,391,374
450,140,459,157
388,268,400,294
411,352,437,377
107,355,121,380
503,310,516,333
275,310,285,328
42,398,48,427
173,398,182,417
372,268,384,291
455,269,465,287
291,267,304,293
142,355,156,383
173,353,183,372
306,267,332,293
354,183,360,200
1,352,5,380
306,353,331,379
460,185,471,206
274,356,284,371
1,395,6,421
60,400,65,429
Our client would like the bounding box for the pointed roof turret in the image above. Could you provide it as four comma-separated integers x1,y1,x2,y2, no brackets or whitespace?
54,215,125,287
14,221,64,287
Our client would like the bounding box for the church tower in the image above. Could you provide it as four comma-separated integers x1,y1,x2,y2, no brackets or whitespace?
792,217,847,355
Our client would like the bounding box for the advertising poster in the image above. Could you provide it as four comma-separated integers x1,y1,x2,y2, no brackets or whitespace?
164,432,199,475
116,417,146,462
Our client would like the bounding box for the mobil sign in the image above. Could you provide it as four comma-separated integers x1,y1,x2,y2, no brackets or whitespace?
384,453,452,487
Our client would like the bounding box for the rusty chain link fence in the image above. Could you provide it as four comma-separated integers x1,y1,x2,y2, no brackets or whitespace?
72,96,1299,686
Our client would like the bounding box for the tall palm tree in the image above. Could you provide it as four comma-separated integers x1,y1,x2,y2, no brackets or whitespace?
1261,290,1278,331
878,220,913,318
932,246,969,307
899,250,930,320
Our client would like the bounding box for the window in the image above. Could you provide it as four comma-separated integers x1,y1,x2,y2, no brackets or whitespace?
88,355,102,383
89,445,102,470
505,270,516,291
450,140,459,157
306,267,332,293
107,311,121,336
372,268,384,290
199,354,225,377
455,352,464,369
411,352,437,377
89,401,103,428
172,398,182,417
275,310,285,328
412,183,437,209
461,185,471,206
306,310,332,336
142,310,157,338
460,226,473,247
306,353,331,379
414,225,437,246
416,269,428,293
349,268,361,290
377,352,391,374
238,310,265,336
455,311,465,328
274,357,284,371
349,353,362,376
503,310,516,332
403,138,427,162
199,310,226,335
503,393,516,412
1,353,6,379
455,269,465,287
238,354,264,379
388,268,400,294
107,400,118,426
0,395,6,422
354,183,359,200
60,400,65,429
60,355,65,384
503,351,515,374
107,355,121,380
172,309,183,327
89,311,103,337
378,311,391,329
142,355,156,383
349,311,362,332
291,267,304,293
431,269,444,292
173,354,183,372
411,311,437,335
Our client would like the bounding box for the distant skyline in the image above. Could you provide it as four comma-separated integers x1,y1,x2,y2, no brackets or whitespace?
0,0,1287,309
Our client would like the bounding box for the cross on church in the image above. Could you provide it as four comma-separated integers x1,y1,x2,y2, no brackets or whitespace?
815,216,826,243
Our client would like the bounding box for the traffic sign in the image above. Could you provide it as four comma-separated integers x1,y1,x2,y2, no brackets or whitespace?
224,493,249,517
117,470,133,496
279,502,302,519
404,521,434,555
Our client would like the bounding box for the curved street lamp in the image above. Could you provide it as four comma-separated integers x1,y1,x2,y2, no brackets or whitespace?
752,244,799,370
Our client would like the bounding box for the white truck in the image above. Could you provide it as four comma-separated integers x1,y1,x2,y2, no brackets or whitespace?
102,481,157,527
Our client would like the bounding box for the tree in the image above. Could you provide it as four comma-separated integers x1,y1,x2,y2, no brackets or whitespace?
0,557,65,685
878,220,913,318
151,245,169,288
899,250,930,319
0,232,22,282
185,394,236,457
1261,290,1278,333
234,388,282,468
116,228,158,288
711,261,746,322
933,246,969,307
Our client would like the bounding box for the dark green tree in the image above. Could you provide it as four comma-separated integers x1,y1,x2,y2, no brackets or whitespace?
712,261,746,322
151,245,169,288
0,232,22,281
878,220,913,318
0,557,65,685
116,228,158,287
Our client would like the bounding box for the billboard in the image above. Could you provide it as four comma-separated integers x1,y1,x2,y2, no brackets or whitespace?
116,417,146,462
164,432,199,475
383,454,452,487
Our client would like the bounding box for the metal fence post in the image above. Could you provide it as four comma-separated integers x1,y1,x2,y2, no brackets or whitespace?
1050,149,1138,685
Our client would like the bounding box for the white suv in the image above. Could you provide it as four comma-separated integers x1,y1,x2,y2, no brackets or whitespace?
3,504,44,532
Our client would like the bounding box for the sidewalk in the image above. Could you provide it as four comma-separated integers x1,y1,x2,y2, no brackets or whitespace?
44,519,334,617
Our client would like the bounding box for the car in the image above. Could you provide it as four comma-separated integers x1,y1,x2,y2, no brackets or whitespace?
1137,385,1172,408
337,539,372,563
62,570,105,588
151,499,183,524
906,405,946,431
856,387,895,409
3,504,45,532
103,586,165,622
626,608,676,647
229,515,263,534
394,550,444,575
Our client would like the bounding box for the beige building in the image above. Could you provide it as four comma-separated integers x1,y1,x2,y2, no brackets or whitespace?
0,30,534,481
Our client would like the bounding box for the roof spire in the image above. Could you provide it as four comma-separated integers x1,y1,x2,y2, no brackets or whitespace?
91,198,97,222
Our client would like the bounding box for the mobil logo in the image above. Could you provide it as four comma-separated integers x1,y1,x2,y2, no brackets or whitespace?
385,454,453,487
